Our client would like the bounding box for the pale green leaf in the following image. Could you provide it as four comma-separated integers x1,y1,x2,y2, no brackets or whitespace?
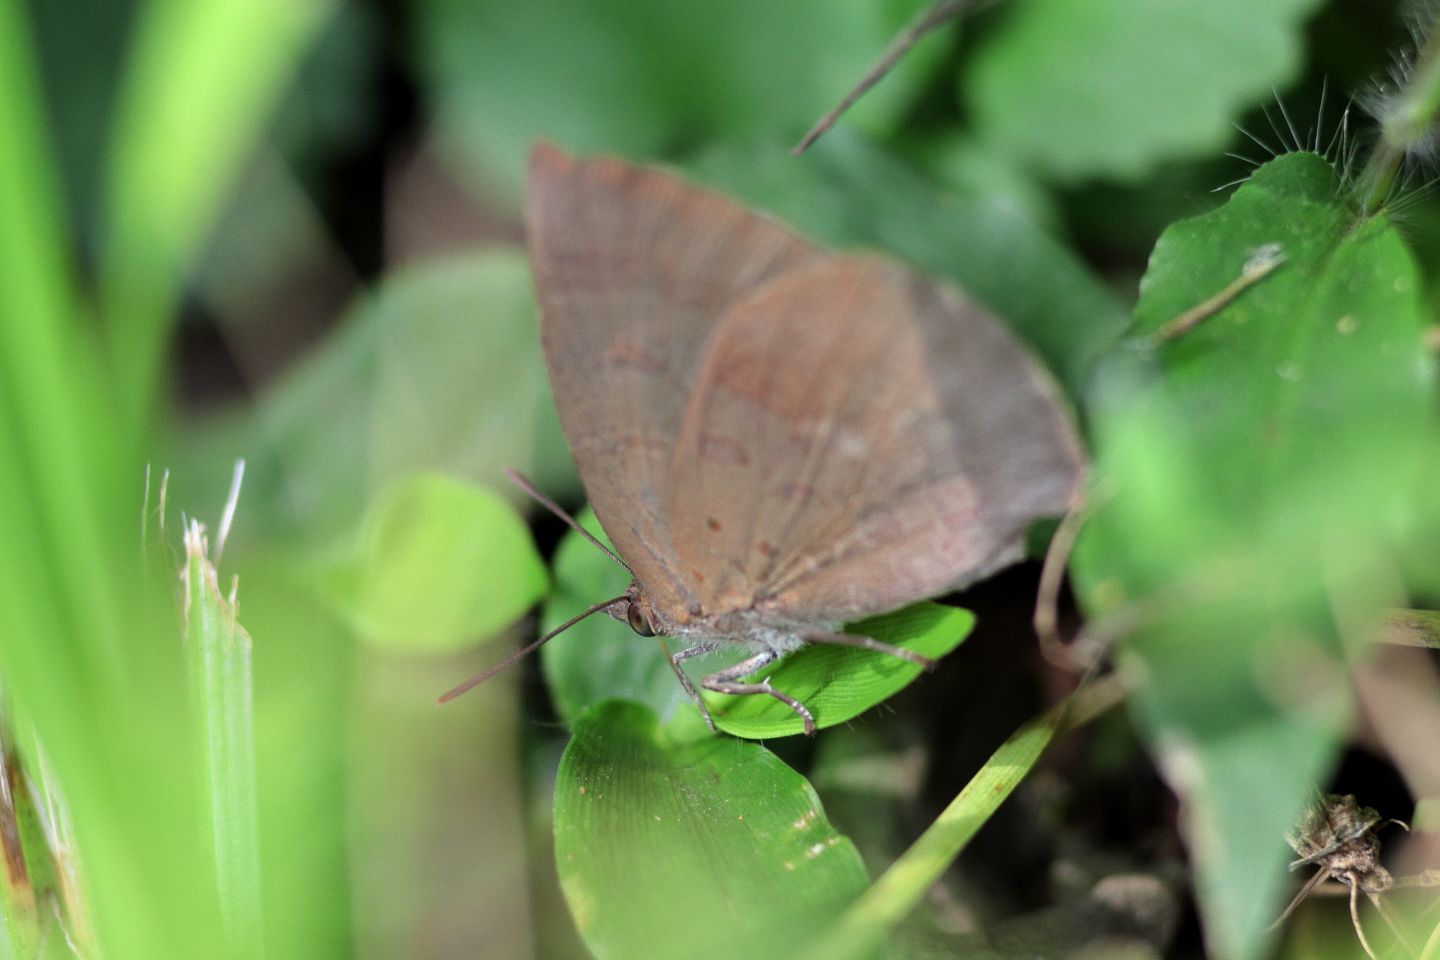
338,474,548,652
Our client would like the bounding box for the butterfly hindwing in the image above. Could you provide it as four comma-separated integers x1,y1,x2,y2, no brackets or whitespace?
667,256,1082,623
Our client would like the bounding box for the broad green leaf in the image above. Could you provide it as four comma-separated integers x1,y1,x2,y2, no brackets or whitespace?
1072,152,1437,960
689,133,1128,398
964,0,1324,181
542,509,975,739
412,0,943,200
713,604,974,739
334,473,548,652
180,250,576,547
554,701,869,960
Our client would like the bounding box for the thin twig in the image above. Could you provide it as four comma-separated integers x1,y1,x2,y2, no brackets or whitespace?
1034,490,1093,670
1153,244,1287,343
792,0,977,155
799,673,1125,960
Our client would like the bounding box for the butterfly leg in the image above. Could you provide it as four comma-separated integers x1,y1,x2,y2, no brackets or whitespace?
802,631,935,670
669,640,725,732
701,650,816,736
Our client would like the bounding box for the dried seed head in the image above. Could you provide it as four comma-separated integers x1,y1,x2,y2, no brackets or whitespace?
1287,793,1394,894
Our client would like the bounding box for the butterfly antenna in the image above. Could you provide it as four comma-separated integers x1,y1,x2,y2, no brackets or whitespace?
438,593,628,703
505,467,631,572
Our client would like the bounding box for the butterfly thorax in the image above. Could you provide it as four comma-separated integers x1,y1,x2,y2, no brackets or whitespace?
607,580,831,657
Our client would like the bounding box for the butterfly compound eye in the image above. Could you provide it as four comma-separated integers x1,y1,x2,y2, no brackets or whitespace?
625,602,655,637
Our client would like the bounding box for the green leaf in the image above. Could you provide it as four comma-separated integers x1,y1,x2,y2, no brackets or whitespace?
541,509,974,739
688,133,1128,398
1072,152,1437,960
554,701,869,960
336,473,549,653
180,250,576,547
713,604,974,739
964,0,1324,180
412,0,944,199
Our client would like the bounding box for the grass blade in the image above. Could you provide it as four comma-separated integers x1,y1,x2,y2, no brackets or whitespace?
101,0,336,432
183,516,262,958
804,676,1126,960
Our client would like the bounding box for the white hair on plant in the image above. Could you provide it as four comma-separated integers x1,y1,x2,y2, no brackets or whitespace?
1220,0,1440,214
1216,82,1356,195
1348,0,1440,212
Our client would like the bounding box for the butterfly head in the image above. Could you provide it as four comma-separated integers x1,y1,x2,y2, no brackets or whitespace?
614,582,660,638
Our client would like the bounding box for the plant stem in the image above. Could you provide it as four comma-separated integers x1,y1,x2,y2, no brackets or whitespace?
1355,23,1440,213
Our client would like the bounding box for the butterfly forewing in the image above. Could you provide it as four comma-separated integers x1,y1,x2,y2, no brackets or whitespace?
527,143,1083,635
526,144,825,617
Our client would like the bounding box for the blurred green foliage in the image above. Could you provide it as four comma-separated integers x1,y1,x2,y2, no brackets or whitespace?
1074,151,1436,958
964,0,1326,179
329,472,549,652
0,0,1436,958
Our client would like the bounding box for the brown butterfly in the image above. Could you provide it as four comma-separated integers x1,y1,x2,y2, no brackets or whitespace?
443,144,1084,734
